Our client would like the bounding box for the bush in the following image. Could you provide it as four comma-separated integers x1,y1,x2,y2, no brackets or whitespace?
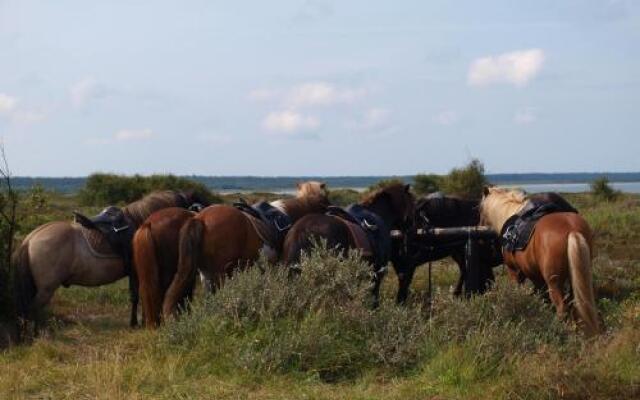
78,173,219,206
328,188,360,206
414,173,443,195
591,177,619,202
160,246,571,383
161,247,430,379
439,159,487,199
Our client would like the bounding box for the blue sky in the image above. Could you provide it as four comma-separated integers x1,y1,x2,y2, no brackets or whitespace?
1,0,638,176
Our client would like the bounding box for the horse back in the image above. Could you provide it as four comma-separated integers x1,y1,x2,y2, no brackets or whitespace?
282,214,352,264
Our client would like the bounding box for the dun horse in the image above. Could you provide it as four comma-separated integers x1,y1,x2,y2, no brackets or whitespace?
282,183,415,305
13,190,205,326
159,182,329,322
479,186,601,335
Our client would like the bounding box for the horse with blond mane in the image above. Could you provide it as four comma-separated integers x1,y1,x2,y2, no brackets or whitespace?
158,181,329,323
479,186,601,335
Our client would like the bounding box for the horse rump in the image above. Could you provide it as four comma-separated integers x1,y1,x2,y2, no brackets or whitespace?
12,243,36,321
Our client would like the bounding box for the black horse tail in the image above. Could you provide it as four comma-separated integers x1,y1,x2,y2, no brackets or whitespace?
162,217,203,319
13,242,36,321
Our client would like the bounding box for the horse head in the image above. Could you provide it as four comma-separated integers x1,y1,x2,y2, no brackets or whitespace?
362,183,415,231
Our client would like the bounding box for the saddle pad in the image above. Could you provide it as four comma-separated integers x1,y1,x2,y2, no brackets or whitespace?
343,220,374,258
76,224,119,258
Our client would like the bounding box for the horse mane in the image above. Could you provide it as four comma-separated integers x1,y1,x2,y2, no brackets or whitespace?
276,181,329,221
361,182,405,207
123,190,184,227
480,187,529,232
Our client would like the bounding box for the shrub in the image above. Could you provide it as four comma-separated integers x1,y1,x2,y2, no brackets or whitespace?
78,173,220,206
161,247,430,379
414,173,443,195
328,188,360,206
439,159,487,199
591,177,619,202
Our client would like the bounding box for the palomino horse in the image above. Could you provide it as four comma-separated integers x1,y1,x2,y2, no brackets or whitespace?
479,186,601,335
13,190,206,327
282,183,415,306
160,181,329,321
395,192,577,303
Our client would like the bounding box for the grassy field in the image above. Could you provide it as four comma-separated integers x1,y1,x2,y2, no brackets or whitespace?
1,192,639,399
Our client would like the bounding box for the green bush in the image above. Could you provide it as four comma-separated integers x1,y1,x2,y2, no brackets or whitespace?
414,173,443,195
591,177,619,202
439,159,487,199
78,173,220,206
328,188,360,206
160,246,571,383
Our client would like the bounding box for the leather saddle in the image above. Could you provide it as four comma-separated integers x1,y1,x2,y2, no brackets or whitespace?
233,199,292,251
73,206,134,271
327,204,390,273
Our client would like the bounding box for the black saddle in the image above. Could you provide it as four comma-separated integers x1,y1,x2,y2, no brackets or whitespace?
233,199,292,250
328,204,391,273
73,206,134,273
501,200,577,253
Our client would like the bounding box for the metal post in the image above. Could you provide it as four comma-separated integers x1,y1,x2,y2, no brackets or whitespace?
464,236,482,296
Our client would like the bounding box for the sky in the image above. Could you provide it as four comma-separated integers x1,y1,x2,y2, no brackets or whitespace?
0,0,639,176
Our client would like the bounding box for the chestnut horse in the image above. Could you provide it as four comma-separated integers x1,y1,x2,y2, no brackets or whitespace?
282,183,415,306
159,182,329,322
13,190,206,327
479,186,601,335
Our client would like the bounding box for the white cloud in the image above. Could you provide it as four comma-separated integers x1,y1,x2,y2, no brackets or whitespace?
0,94,17,115
286,82,367,108
70,77,109,108
114,128,154,141
433,110,459,126
357,107,391,130
468,49,545,87
262,110,319,134
514,107,537,125
0,93,46,124
250,81,369,109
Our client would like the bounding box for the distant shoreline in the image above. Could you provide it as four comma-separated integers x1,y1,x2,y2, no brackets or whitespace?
11,172,640,193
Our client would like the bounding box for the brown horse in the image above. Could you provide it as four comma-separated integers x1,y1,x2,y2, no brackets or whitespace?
13,190,205,326
160,181,329,321
479,186,601,335
282,183,415,306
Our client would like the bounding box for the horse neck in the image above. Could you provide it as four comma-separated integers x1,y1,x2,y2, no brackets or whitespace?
363,198,396,229
123,199,173,228
420,198,479,227
483,197,528,231
278,196,327,222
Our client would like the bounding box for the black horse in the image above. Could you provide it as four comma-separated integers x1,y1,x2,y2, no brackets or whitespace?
393,191,578,303
282,183,415,306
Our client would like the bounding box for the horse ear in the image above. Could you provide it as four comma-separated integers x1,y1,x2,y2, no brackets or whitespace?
483,186,491,196
320,182,326,190
404,184,411,193
296,182,301,190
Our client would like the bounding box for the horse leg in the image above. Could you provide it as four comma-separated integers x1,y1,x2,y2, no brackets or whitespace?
546,277,567,320
128,272,139,328
395,263,416,304
451,253,465,297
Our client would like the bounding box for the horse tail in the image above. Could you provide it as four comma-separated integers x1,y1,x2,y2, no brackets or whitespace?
162,217,203,319
567,232,601,336
132,222,162,328
13,242,36,321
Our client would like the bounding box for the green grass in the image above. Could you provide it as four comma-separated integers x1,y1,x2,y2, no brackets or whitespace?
1,193,639,399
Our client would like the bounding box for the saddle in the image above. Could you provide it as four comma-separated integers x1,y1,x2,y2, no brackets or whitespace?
501,200,578,253
73,206,135,273
233,200,292,251
327,204,391,273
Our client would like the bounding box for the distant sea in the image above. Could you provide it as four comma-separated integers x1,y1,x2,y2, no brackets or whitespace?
11,172,640,194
